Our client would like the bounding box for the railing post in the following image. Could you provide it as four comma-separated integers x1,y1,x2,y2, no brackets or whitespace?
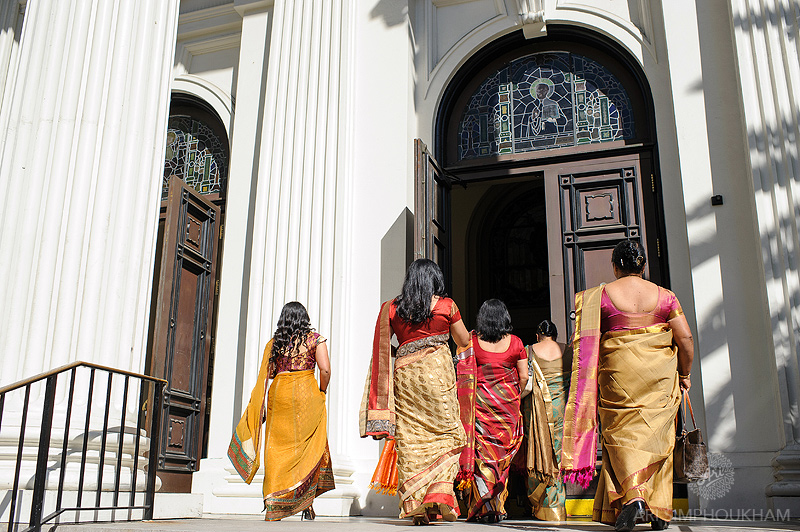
30,375,58,531
144,382,164,520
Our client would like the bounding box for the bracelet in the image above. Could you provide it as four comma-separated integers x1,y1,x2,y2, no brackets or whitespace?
678,373,690,379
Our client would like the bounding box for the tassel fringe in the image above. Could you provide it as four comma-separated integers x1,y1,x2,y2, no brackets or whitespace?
562,467,594,489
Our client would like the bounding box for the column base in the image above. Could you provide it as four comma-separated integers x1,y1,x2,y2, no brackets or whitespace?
768,444,800,515
192,457,361,516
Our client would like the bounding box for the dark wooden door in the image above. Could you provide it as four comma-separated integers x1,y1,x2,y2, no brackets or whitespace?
414,138,452,287
151,176,220,491
551,154,664,337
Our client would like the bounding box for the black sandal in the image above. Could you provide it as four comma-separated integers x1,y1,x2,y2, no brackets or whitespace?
615,500,645,532
301,506,316,521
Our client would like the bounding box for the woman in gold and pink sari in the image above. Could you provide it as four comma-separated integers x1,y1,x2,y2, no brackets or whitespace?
455,299,528,523
561,241,694,532
360,259,470,525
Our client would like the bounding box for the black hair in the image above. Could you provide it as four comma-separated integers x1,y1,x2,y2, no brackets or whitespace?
536,319,558,340
272,301,314,358
611,239,646,274
475,299,513,343
394,259,448,324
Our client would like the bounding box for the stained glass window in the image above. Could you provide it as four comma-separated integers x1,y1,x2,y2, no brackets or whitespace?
458,52,635,160
162,115,228,200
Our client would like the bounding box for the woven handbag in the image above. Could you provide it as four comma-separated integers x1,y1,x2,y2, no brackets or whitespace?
673,392,710,483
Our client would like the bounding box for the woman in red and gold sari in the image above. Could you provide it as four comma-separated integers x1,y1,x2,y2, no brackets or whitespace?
561,241,694,532
228,302,335,521
360,259,470,525
455,299,528,523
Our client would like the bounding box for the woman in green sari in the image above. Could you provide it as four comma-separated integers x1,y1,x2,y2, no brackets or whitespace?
522,320,571,521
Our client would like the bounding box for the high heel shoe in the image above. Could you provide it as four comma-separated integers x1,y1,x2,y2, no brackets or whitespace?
412,514,430,526
651,516,669,530
615,500,646,532
301,506,315,521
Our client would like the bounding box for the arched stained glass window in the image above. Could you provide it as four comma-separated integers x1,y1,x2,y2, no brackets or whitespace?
162,114,228,200
458,52,635,160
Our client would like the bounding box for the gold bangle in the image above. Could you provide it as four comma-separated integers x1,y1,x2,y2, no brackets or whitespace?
678,373,690,379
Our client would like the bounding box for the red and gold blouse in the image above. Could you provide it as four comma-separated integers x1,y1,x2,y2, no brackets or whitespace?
269,331,326,378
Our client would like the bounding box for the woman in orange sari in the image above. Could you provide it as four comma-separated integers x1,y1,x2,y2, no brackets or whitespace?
456,299,528,523
561,241,694,532
360,259,470,525
228,302,335,521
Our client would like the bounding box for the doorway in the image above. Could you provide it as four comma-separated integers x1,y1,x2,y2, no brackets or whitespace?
145,95,229,492
431,28,671,515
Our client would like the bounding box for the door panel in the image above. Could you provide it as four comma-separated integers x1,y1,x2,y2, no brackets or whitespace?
415,139,452,286
552,155,662,337
151,176,220,488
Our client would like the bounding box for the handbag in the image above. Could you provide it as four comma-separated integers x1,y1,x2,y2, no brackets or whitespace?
673,392,710,483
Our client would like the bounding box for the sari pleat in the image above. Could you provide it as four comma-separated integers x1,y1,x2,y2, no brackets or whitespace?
262,370,335,520
394,345,465,519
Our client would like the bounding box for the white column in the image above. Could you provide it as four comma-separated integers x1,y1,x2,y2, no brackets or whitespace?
191,0,274,513
0,0,179,516
198,0,358,517
729,0,800,509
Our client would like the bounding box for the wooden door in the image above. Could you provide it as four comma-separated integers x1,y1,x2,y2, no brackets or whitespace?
414,139,452,287
151,176,220,491
551,154,664,337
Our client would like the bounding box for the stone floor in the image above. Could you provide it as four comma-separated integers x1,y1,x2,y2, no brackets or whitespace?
43,515,800,532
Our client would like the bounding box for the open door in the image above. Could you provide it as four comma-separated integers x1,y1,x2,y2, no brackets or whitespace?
150,176,220,491
414,138,452,287
553,154,664,337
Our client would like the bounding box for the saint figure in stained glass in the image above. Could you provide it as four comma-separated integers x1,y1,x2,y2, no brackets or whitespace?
457,51,635,160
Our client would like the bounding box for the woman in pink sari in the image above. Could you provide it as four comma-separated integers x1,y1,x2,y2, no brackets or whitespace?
561,241,694,532
456,299,529,523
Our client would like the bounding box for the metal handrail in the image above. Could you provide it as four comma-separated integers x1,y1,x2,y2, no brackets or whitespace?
1,362,167,532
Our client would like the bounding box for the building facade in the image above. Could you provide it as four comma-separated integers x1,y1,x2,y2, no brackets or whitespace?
2,0,800,519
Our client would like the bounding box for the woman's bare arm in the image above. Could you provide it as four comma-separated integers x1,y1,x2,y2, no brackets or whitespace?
516,357,529,392
450,319,470,348
315,342,331,393
669,314,694,392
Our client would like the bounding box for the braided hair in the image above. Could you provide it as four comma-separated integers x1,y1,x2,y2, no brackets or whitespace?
611,239,647,274
272,301,314,359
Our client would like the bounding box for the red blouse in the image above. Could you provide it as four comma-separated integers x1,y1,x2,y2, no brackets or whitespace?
389,297,461,346
269,332,326,378
472,333,526,368
600,287,683,332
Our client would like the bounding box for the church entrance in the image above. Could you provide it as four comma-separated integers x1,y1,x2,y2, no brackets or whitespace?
424,28,673,516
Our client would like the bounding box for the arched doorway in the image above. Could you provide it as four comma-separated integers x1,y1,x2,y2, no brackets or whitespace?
437,27,675,515
440,28,667,342
146,95,229,492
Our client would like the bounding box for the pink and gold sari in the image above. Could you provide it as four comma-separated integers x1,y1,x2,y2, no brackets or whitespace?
562,286,682,524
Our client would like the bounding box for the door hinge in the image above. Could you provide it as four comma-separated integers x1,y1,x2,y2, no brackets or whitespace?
657,238,661,257
215,279,220,295
650,173,656,193
219,223,224,240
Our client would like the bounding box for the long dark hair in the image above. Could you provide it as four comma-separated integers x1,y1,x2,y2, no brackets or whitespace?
475,299,513,343
394,259,447,324
272,301,314,358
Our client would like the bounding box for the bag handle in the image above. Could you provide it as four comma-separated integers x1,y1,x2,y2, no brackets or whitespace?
681,392,698,431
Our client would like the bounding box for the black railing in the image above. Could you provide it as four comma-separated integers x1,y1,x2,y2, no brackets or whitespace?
0,362,166,532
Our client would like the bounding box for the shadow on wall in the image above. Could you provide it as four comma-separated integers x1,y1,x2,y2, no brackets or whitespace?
381,208,415,303
688,0,800,458
370,0,408,28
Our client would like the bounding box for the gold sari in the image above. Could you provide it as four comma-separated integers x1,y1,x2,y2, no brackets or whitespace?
594,326,680,523
228,340,334,521
562,286,682,525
